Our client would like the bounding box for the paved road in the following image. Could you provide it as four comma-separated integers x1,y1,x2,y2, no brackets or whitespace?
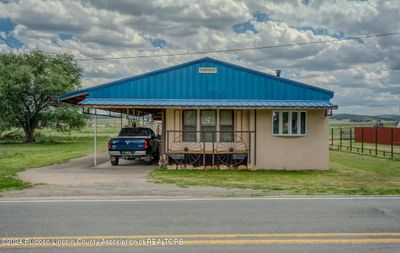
0,197,400,252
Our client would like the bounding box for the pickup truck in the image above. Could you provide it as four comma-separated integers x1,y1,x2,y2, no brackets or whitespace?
107,127,160,166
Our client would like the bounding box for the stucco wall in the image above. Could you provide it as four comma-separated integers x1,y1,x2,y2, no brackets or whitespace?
164,109,254,156
254,110,329,170
164,108,329,170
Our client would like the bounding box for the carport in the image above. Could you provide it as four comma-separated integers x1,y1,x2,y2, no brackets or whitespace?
59,96,165,166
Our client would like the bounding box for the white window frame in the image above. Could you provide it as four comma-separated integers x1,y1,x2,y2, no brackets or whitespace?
272,111,307,136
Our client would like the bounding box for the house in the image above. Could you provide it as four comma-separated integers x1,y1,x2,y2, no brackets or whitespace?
61,57,337,170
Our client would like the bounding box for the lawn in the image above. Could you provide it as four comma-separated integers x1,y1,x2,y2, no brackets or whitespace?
1,124,400,195
151,150,400,195
0,127,117,192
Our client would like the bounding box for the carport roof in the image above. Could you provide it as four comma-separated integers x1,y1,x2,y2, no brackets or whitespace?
60,57,337,109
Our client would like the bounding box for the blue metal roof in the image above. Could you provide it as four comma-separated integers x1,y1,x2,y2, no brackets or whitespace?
61,57,336,108
79,98,335,108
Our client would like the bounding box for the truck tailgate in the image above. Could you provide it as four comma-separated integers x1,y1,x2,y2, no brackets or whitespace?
109,138,147,151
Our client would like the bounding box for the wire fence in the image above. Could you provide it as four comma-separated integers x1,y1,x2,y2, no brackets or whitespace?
329,127,400,160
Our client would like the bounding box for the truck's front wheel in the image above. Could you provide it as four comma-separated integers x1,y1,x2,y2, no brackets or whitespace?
110,156,119,166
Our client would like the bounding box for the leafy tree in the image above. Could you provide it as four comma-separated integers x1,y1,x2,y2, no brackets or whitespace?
0,86,12,136
0,51,86,142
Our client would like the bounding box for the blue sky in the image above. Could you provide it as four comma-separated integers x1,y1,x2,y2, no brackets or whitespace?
0,18,23,48
0,0,399,115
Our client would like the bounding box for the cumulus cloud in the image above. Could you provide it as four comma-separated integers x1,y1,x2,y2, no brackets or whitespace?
0,0,399,114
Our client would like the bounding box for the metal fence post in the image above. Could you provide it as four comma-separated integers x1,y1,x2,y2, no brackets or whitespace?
331,128,334,147
391,128,394,159
349,128,352,152
361,128,364,153
375,128,378,156
339,128,343,149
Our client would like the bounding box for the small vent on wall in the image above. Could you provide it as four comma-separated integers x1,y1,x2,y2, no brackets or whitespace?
199,67,217,74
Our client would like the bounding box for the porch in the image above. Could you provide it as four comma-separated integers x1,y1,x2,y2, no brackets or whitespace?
164,130,256,168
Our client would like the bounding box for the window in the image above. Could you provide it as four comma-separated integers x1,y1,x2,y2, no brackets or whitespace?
200,110,216,142
220,110,234,142
272,111,307,136
273,112,280,135
291,112,298,134
119,128,154,137
300,112,306,134
282,112,289,134
182,110,197,142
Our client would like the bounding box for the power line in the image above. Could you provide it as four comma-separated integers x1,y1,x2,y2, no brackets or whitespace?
75,32,400,61
0,36,15,50
2,31,399,61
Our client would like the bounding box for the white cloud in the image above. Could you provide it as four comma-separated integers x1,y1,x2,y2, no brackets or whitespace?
0,0,399,114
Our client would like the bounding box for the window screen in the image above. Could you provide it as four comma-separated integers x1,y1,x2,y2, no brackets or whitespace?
282,112,289,134
273,112,280,135
200,110,216,142
182,110,197,142
300,112,306,135
220,110,234,142
291,112,298,134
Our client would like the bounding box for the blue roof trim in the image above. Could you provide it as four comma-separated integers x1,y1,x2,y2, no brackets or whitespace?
60,57,334,100
78,98,336,108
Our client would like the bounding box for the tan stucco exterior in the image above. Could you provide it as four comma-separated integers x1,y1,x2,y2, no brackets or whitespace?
163,108,329,170
254,110,329,170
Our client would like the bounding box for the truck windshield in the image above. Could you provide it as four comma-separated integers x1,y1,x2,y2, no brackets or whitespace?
119,128,150,136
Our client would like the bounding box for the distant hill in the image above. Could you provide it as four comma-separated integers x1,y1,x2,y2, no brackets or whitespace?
331,114,400,122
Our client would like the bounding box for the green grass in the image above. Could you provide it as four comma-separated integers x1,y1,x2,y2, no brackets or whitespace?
0,127,118,192
1,123,400,196
151,151,400,195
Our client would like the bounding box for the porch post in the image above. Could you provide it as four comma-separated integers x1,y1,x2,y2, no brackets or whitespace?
254,109,257,167
162,109,166,155
120,110,123,129
94,108,97,167
126,108,129,126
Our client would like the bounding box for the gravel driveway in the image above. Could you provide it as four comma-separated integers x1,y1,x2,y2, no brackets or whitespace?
2,154,262,199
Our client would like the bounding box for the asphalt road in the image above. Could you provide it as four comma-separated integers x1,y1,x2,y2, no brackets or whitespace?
0,197,400,252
